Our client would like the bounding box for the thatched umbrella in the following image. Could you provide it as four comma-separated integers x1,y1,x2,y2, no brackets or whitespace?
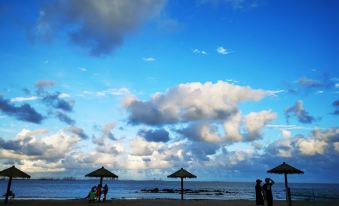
85,166,118,186
168,168,196,200
267,162,304,206
0,166,30,204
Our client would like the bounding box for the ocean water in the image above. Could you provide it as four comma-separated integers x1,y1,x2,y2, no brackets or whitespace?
0,179,338,200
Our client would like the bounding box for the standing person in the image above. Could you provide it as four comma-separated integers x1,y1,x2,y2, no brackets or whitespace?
255,179,264,206
263,178,275,206
96,184,102,201
103,184,109,201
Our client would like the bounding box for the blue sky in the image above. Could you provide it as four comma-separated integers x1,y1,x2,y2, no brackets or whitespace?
0,0,338,183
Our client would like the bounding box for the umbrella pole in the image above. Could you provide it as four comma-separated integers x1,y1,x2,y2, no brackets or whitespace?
4,176,12,204
284,173,291,206
181,177,183,200
100,176,103,186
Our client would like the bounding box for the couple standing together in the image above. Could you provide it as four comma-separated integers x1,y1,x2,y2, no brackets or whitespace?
256,178,275,206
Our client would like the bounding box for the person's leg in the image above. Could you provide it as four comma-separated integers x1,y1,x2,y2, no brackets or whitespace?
268,198,273,206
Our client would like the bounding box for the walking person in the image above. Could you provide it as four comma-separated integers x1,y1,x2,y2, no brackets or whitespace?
263,178,275,206
255,179,264,206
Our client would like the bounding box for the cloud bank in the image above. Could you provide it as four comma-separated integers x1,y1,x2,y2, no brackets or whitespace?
124,81,268,125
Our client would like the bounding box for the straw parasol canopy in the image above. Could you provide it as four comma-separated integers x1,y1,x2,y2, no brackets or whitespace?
85,166,118,186
168,168,196,200
267,162,304,174
268,162,304,206
0,166,30,204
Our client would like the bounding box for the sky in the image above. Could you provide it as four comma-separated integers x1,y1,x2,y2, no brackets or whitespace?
0,0,338,183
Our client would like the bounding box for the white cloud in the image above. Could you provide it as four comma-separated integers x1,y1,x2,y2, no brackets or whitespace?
130,137,164,156
267,89,285,96
58,93,71,98
143,57,156,62
270,138,293,157
79,67,87,72
179,110,276,143
96,88,130,97
266,124,312,130
296,138,327,156
124,81,268,125
268,127,339,157
0,129,80,162
193,48,207,55
223,111,242,141
244,110,277,141
225,79,239,84
216,46,232,55
10,96,39,102
281,129,292,138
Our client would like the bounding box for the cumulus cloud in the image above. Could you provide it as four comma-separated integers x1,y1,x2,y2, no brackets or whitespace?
0,96,44,124
138,128,170,142
266,138,294,158
124,81,268,125
189,141,220,161
178,110,276,143
222,111,242,141
92,122,117,151
267,127,339,157
130,137,164,156
244,110,277,140
0,129,80,162
35,0,166,56
296,138,327,156
178,122,223,143
285,100,315,124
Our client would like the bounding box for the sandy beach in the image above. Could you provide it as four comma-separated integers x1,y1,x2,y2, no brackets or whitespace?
1,199,339,206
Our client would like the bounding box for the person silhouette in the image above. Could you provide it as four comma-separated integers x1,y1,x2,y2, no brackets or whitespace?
103,184,109,201
255,179,264,206
263,177,275,206
96,184,102,201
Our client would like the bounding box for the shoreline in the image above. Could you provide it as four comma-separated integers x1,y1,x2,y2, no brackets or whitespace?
1,199,339,206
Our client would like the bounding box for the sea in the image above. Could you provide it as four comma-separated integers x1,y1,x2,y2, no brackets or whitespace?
1,179,339,200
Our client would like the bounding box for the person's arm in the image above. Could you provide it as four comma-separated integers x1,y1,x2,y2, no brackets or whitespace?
270,178,275,185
